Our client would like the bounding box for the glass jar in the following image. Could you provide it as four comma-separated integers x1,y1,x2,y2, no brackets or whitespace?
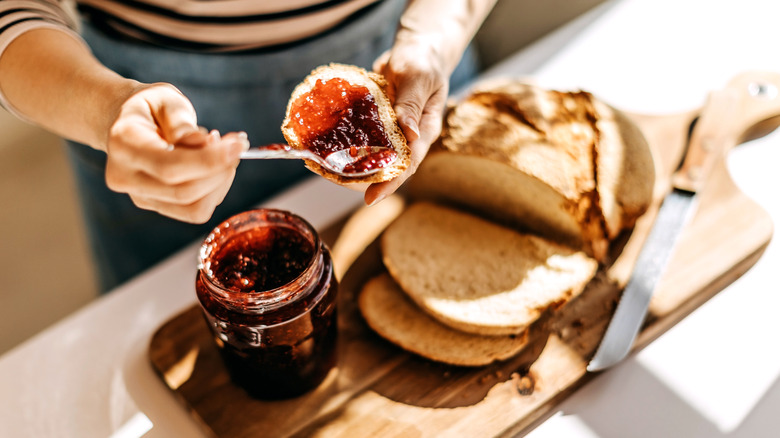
196,209,338,400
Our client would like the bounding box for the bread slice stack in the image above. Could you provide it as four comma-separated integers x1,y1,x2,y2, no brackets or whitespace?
359,273,533,367
281,63,411,185
359,202,598,366
356,80,655,367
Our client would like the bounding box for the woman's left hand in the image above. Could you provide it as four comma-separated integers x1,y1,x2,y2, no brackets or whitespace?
363,0,497,205
364,41,450,205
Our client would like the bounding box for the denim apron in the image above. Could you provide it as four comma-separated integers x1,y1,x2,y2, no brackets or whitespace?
67,0,479,292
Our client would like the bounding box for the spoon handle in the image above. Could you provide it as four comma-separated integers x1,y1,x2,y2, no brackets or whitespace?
240,145,312,161
239,144,390,178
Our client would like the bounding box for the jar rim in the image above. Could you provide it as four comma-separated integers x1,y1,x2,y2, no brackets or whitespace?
197,208,322,311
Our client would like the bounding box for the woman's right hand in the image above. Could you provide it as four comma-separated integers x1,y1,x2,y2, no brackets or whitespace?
105,83,248,223
0,30,247,223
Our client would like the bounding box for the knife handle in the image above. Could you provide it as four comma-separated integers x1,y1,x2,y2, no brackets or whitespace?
672,71,780,192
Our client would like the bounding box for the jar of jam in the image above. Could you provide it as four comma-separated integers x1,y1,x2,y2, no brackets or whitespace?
196,209,338,399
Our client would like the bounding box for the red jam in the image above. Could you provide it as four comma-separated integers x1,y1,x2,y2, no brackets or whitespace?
209,227,314,292
289,77,393,157
196,209,338,399
341,147,399,174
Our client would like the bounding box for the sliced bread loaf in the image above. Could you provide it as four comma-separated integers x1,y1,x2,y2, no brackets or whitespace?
358,273,531,366
407,80,654,261
381,202,598,336
282,63,411,185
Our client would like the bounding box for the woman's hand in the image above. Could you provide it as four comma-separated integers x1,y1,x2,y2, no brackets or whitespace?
0,30,249,223
364,43,449,205
105,83,248,223
363,0,497,205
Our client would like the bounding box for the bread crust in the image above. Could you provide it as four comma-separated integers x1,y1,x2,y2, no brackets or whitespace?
358,273,531,366
408,79,655,261
356,80,653,365
591,98,656,239
281,63,411,185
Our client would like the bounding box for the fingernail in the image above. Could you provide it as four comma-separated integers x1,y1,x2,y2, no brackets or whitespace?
405,118,420,141
238,131,248,140
238,136,250,151
227,137,249,157
177,130,207,146
368,193,387,206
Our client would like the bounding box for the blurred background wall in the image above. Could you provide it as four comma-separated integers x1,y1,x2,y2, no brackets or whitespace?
0,0,605,355
476,0,605,68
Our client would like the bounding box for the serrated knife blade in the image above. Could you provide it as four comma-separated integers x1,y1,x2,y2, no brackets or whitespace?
587,71,780,372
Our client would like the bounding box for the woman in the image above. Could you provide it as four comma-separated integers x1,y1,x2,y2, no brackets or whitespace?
0,0,497,291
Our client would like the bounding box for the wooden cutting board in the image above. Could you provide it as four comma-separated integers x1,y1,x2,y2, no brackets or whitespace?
148,76,777,438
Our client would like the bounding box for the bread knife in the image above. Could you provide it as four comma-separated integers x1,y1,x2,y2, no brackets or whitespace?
587,71,780,372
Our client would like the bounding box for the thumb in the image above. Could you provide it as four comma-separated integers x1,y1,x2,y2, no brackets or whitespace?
392,82,425,143
372,50,391,74
146,84,203,146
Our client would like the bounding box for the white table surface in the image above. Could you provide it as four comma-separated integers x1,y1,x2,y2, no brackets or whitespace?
2,0,780,436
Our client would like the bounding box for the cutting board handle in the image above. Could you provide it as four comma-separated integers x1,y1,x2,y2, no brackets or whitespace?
673,71,780,192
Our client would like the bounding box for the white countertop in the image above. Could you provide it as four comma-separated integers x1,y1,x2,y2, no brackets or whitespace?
2,0,780,436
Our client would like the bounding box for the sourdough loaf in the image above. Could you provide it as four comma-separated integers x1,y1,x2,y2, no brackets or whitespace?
407,80,655,261
359,273,531,366
381,202,598,336
281,63,411,185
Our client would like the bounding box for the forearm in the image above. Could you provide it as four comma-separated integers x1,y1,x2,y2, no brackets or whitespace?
397,0,497,74
0,28,142,151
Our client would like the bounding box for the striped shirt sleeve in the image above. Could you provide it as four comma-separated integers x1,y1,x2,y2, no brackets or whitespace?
77,0,384,52
0,1,386,115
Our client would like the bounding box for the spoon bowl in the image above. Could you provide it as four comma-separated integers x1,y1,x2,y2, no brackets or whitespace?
240,144,397,178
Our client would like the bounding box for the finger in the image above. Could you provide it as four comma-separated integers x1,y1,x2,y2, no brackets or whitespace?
132,168,237,224
415,87,448,146
108,90,208,171
372,50,391,73
364,132,428,205
392,79,427,143
175,129,210,148
142,84,201,145
113,168,236,205
363,137,423,205
364,90,447,205
153,132,247,183
110,130,247,185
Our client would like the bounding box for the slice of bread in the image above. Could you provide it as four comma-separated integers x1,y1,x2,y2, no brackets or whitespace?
407,80,654,261
281,63,411,185
358,273,531,366
381,202,598,336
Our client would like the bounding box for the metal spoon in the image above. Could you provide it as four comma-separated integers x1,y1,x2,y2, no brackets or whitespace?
240,143,397,178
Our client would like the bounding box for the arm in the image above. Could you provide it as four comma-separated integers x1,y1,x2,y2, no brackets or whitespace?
0,28,247,223
0,28,139,150
365,0,497,205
